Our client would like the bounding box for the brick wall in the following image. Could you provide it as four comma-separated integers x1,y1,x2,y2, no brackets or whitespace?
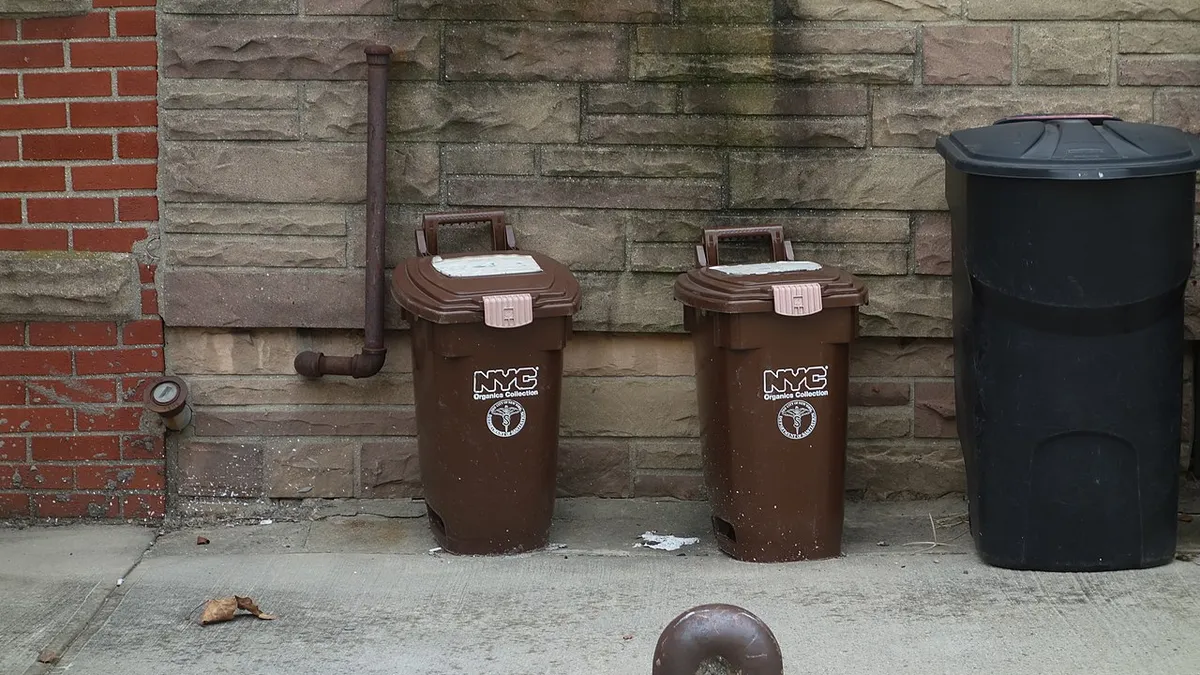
117,0,1200,514
0,0,164,520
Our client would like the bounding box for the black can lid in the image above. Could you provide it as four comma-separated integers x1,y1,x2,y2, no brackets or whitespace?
935,114,1200,180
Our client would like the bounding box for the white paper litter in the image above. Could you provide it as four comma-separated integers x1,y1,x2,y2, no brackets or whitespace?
635,532,699,551
428,547,443,554
258,519,274,525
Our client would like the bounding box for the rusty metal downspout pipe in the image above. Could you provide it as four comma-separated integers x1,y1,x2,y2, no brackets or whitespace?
295,45,392,379
652,604,784,675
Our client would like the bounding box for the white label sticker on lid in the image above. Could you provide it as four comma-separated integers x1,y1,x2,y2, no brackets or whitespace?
710,261,822,276
431,254,542,278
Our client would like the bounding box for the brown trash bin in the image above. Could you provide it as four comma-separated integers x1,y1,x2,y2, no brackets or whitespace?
674,226,867,563
391,211,581,555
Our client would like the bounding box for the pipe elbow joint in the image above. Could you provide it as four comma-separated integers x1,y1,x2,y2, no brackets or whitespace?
350,348,387,378
652,604,783,675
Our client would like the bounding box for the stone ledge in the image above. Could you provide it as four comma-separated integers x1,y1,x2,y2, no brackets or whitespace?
0,251,141,321
0,0,88,17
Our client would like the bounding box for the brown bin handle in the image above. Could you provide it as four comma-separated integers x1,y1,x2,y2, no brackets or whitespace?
696,225,794,267
995,113,1122,125
416,210,518,256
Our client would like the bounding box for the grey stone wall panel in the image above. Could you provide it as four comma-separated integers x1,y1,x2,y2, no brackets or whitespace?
0,252,140,321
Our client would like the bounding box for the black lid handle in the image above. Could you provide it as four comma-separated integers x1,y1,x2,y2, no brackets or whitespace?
697,226,795,267
995,113,1122,126
416,210,517,257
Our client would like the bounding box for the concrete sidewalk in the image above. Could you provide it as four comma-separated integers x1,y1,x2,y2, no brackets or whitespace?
4,496,1200,675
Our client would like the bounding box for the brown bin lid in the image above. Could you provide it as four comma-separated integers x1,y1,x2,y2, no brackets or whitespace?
674,226,867,315
391,211,581,326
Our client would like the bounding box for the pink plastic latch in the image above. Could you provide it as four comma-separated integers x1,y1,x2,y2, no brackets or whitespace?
772,283,823,317
483,293,534,328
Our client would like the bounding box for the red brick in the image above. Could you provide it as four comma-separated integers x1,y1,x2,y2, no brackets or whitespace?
121,434,163,459
34,493,118,519
27,197,114,223
119,196,157,222
119,375,150,402
0,323,22,345
76,405,144,431
72,164,156,191
70,41,156,68
0,136,17,160
23,71,112,99
0,350,71,375
29,321,117,346
0,380,23,404
0,43,63,69
69,101,155,128
0,493,30,518
121,318,162,345
141,288,157,315
23,13,110,40
115,10,155,36
28,377,117,404
0,166,65,191
116,131,155,159
32,434,120,461
25,465,75,490
0,228,68,250
0,406,73,432
0,103,67,130
0,199,19,224
116,70,155,97
73,226,147,252
0,20,15,41
94,0,156,6
137,262,155,284
0,74,15,99
122,493,165,520
24,132,112,159
78,464,163,490
0,436,26,461
75,347,163,375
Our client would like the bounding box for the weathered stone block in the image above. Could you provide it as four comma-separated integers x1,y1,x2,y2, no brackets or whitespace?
584,114,867,147
562,376,696,437
729,152,946,211
0,0,87,17
967,0,1199,20
858,276,953,338
849,407,912,439
846,439,964,498
161,79,299,110
510,209,626,272
851,338,954,378
360,439,421,498
541,147,722,178
872,87,1153,147
679,0,770,22
780,0,959,20
188,374,413,406
574,273,682,332
914,381,956,439
447,176,722,210
0,251,140,321
164,204,347,237
923,25,1011,85
628,211,911,244
166,234,346,268
165,328,412,375
395,0,672,21
303,0,391,14
444,144,536,175
1019,24,1111,85
848,381,911,407
161,142,439,204
1157,90,1200,135
195,406,415,437
564,333,693,377
633,473,706,500
346,204,425,267
680,84,867,116
177,442,262,498
914,212,951,275
588,84,677,114
1120,24,1200,54
557,440,632,497
161,18,438,80
447,24,626,82
631,54,913,84
265,442,356,498
162,110,300,141
162,0,295,13
634,439,701,470
1119,56,1200,86
636,26,915,55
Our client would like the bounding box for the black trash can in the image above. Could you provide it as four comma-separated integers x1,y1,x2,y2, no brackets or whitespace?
936,114,1200,571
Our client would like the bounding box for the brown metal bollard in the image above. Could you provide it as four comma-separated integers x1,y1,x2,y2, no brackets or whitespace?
652,604,783,675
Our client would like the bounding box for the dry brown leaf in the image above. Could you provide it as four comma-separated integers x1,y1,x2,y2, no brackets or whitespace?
199,596,277,625
37,649,59,664
197,536,210,545
1180,513,1194,523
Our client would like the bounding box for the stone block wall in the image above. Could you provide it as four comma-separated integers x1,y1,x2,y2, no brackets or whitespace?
149,1,1200,512
0,0,164,520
